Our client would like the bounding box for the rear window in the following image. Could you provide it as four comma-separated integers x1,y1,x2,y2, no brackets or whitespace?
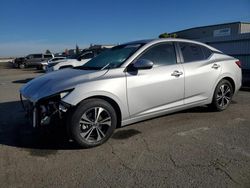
200,46,212,59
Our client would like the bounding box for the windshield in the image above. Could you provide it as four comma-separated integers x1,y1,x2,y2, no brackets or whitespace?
76,44,143,70
67,54,78,59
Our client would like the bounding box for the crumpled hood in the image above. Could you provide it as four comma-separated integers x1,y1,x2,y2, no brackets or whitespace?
20,68,107,102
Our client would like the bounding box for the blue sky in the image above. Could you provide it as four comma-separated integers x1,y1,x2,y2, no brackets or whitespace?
0,0,249,57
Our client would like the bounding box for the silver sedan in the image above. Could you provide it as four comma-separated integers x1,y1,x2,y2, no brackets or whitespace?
20,38,242,148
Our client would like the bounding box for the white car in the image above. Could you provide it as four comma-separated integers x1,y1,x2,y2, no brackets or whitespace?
20,38,242,148
45,50,100,73
40,57,66,70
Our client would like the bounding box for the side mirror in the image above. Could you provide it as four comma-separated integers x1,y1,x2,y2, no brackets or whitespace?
133,59,153,70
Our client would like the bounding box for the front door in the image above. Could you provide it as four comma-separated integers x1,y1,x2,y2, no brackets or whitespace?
126,42,184,117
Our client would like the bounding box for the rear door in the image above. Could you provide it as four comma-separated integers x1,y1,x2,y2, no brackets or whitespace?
126,42,184,117
177,42,222,104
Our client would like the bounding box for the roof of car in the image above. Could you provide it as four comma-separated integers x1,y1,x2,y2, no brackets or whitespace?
123,38,220,52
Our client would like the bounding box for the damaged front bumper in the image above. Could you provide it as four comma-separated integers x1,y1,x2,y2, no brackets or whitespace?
20,94,71,128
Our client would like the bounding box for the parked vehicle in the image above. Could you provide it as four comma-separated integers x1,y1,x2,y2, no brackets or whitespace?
45,49,106,73
16,53,54,69
13,57,26,68
40,57,66,70
20,38,242,148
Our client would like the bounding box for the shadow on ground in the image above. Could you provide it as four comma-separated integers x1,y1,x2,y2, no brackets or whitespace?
0,61,44,73
12,78,33,84
0,100,81,150
0,98,239,151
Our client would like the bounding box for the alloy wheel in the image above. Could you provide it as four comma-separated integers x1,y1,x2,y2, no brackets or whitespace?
79,107,112,143
216,84,231,107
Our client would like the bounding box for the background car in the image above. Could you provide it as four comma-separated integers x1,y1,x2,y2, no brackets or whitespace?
40,57,66,70
12,57,26,68
14,53,54,69
45,49,107,72
20,38,242,148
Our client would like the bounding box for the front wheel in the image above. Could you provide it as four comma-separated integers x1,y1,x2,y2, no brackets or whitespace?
210,79,233,111
67,99,117,148
19,63,26,69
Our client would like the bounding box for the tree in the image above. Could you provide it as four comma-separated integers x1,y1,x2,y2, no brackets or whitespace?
45,49,51,54
171,33,178,38
158,33,178,38
159,33,169,38
76,44,80,55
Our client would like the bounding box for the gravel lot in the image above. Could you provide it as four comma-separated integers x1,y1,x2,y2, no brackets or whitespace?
0,62,250,188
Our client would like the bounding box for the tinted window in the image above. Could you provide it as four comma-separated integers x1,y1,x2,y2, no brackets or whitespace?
139,43,176,66
81,52,94,59
33,54,42,58
179,42,205,62
200,46,212,59
44,54,53,58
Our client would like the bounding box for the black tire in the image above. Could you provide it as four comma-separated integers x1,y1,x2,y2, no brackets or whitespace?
19,63,26,69
36,65,42,70
210,79,233,111
67,98,117,148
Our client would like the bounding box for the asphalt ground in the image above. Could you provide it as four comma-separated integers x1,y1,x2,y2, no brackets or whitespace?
0,62,250,188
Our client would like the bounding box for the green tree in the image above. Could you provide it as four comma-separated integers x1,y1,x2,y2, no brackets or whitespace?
45,49,51,54
159,33,169,38
159,33,178,38
171,33,178,38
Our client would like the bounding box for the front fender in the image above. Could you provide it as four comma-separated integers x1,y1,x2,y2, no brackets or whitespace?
62,78,129,120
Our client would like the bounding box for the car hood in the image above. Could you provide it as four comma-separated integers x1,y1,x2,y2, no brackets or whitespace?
20,68,107,102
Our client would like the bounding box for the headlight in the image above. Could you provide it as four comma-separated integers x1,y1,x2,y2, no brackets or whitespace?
59,89,74,99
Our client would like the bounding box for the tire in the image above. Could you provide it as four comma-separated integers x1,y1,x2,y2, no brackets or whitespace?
67,98,117,148
210,79,233,111
19,63,26,69
36,65,41,70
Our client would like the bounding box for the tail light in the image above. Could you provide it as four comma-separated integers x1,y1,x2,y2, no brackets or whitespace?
235,60,241,68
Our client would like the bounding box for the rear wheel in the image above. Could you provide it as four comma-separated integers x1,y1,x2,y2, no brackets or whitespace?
67,99,117,148
211,79,233,111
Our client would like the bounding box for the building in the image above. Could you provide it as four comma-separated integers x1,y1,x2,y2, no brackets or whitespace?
89,44,115,50
170,22,250,86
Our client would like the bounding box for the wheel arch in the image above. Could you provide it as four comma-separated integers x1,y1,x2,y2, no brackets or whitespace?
78,95,122,128
222,77,235,93
213,74,237,94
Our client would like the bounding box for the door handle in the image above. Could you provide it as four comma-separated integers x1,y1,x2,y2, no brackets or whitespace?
171,70,183,77
212,63,220,69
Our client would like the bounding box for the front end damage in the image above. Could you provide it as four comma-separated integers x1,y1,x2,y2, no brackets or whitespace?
20,94,71,128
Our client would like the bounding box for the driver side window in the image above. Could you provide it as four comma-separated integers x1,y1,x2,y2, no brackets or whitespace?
139,43,177,66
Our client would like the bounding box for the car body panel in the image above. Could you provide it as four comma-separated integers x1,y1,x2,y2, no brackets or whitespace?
20,68,108,102
182,56,223,104
62,68,130,120
126,64,184,117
